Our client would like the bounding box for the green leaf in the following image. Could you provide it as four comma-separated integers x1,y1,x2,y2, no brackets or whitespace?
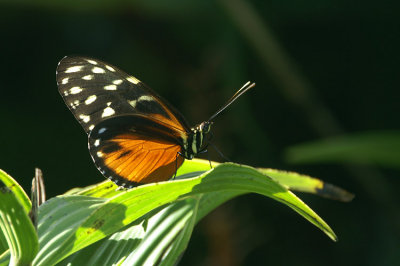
122,198,199,265
258,168,354,202
34,161,337,265
58,182,243,265
0,170,31,213
285,131,400,169
157,198,200,266
59,164,241,265
0,175,38,265
57,193,238,266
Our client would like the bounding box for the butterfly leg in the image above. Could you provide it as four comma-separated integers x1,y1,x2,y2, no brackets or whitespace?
173,152,183,179
206,150,212,169
209,142,230,162
198,145,213,169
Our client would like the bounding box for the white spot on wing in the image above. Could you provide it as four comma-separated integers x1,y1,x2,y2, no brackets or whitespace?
65,66,83,73
61,78,69,84
92,67,105,74
86,59,98,65
71,100,79,109
138,95,154,102
88,124,95,131
79,114,90,123
70,87,82,94
105,65,116,72
94,139,100,146
97,151,104,157
128,100,137,108
85,95,97,105
127,76,139,84
107,102,112,106
102,107,115,117
128,95,154,108
104,85,117,91
113,79,123,85
63,90,69,96
82,75,94,80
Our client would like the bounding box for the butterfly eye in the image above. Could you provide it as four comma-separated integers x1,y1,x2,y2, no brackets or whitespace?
200,121,212,133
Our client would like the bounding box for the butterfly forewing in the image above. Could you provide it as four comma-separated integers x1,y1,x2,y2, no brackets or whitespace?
56,56,190,134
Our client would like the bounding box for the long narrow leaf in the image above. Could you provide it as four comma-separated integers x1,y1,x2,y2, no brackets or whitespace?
0,170,31,213
0,179,38,265
258,168,354,202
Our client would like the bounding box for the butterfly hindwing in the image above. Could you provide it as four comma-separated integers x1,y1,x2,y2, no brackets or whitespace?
56,56,190,134
88,115,185,187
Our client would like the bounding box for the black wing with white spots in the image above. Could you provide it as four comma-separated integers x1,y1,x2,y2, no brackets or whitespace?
56,56,190,134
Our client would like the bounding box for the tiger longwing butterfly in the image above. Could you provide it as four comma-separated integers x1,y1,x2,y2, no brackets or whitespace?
56,56,255,188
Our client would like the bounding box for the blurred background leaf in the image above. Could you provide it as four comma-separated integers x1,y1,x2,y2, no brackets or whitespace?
286,131,400,168
1,0,399,265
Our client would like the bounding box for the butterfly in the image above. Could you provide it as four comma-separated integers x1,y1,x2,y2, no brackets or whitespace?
56,56,255,188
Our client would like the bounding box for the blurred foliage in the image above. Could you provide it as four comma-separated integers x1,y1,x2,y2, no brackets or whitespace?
286,131,400,168
0,0,399,265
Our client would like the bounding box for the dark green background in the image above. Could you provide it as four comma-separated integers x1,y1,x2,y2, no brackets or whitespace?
1,1,399,265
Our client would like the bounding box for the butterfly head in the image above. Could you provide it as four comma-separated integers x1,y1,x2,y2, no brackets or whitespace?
197,121,213,134
181,121,213,159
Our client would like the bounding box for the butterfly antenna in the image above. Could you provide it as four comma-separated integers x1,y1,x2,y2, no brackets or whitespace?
208,81,256,122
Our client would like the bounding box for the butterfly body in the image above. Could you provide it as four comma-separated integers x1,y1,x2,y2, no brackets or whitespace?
182,121,212,159
57,56,217,188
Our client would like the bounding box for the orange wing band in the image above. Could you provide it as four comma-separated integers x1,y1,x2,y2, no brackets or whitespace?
100,134,184,185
